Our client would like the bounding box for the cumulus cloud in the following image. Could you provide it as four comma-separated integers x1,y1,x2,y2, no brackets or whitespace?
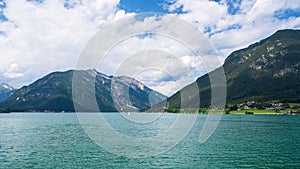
3,63,24,78
89,15,219,96
99,35,201,96
168,0,300,58
0,0,299,96
0,0,127,87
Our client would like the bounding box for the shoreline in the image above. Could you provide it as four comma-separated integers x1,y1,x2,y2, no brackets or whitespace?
1,111,299,115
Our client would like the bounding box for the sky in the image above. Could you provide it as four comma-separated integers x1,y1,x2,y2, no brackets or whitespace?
0,0,299,96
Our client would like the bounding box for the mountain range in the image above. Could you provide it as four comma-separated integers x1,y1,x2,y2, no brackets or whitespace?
164,29,300,111
0,29,299,112
0,70,166,112
0,83,16,103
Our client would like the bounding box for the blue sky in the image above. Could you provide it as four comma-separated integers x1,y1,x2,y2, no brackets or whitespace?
0,0,299,26
0,0,299,95
119,0,168,13
0,1,7,21
118,0,185,14
1,0,299,36
274,8,300,20
119,0,300,20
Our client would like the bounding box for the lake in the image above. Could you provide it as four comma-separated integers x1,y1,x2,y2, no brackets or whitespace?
0,113,299,168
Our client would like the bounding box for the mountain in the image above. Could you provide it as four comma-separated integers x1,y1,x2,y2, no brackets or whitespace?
165,29,300,111
0,83,16,103
0,70,166,112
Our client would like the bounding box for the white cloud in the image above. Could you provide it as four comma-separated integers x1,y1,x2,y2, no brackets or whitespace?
169,0,228,30
3,63,24,78
92,15,221,96
0,0,126,87
0,0,299,96
168,0,300,58
181,55,202,69
101,36,198,96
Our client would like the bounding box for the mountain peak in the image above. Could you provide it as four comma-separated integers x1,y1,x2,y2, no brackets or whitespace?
0,69,166,112
0,83,14,91
0,83,15,103
224,29,300,76
271,29,300,40
87,69,98,76
165,29,300,110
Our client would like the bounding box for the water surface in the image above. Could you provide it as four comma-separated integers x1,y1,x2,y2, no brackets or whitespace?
0,113,299,168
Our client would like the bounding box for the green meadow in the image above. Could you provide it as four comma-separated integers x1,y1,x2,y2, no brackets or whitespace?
228,109,277,114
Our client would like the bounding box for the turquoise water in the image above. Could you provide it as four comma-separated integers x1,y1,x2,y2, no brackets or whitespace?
0,113,299,168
